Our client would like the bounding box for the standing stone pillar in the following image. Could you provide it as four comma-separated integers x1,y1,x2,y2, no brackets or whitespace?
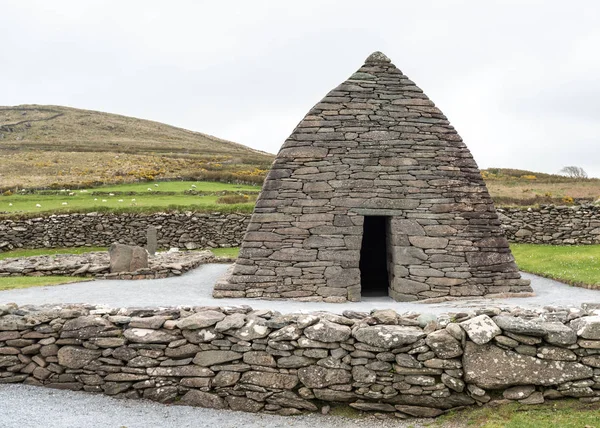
147,226,157,255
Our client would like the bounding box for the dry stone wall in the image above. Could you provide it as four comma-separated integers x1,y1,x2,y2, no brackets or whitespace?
220,52,530,302
1,303,600,418
1,206,599,255
500,204,600,245
0,212,249,253
0,251,222,280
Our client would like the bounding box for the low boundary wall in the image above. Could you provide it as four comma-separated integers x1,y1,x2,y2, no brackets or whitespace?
0,212,249,252
1,304,599,417
500,204,600,245
1,205,599,253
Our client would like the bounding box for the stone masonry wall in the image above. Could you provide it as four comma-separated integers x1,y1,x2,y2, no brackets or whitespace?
500,204,600,245
1,303,600,418
220,52,530,302
0,212,249,253
1,206,599,255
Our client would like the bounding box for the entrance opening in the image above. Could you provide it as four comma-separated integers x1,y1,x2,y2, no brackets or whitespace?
359,216,390,297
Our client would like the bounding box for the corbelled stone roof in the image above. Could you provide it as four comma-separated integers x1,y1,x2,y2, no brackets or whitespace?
215,52,532,302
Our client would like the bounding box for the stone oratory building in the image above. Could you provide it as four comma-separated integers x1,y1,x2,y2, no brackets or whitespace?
214,52,532,302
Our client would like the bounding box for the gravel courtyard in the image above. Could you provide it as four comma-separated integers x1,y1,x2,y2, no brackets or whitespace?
0,384,431,428
0,264,598,314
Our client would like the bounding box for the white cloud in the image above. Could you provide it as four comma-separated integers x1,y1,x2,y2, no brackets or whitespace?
2,0,599,176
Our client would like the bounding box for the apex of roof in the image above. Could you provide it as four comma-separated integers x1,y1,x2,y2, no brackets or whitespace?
365,51,391,64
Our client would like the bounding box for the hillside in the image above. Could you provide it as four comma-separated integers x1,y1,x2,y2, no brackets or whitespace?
1,105,597,207
482,168,600,205
0,105,274,189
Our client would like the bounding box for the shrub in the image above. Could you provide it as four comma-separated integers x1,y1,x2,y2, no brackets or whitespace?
563,196,575,205
521,175,537,180
2,190,13,196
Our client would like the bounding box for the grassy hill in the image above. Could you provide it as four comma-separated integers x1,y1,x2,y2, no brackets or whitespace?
482,168,600,206
1,104,597,207
0,105,274,189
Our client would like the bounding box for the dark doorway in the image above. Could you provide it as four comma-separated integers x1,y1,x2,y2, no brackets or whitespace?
359,216,389,297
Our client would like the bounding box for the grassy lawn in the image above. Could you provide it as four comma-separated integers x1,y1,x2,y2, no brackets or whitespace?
436,399,600,427
210,247,240,258
0,246,106,260
0,276,84,291
511,243,600,288
0,181,258,215
95,181,259,193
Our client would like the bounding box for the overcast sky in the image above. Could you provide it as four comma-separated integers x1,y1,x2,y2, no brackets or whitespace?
3,1,599,177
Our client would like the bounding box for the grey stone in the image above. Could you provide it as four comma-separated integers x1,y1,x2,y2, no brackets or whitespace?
350,401,396,412
352,325,425,348
109,243,148,273
352,365,376,383
304,320,351,343
230,318,270,341
297,366,352,388
57,346,101,369
493,316,548,336
147,366,214,377
225,396,264,413
176,311,225,330
425,330,462,358
267,391,318,411
243,351,276,367
240,371,298,389
503,385,536,400
460,315,501,345
463,342,593,389
212,371,241,388
277,356,315,368
146,226,157,255
441,373,465,392
519,391,544,405
571,316,600,339
180,390,226,409
214,313,246,332
394,405,444,418
123,328,178,344
269,324,303,341
193,351,243,366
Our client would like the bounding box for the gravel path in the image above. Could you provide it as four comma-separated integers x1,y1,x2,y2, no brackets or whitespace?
0,384,430,428
0,264,598,313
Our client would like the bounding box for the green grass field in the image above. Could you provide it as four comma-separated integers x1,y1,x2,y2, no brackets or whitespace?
0,181,258,215
210,247,240,258
90,181,260,193
511,243,600,288
436,399,600,427
0,246,106,260
0,276,84,291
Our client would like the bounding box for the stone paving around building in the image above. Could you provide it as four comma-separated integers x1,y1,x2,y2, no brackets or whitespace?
0,250,223,280
0,264,597,315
